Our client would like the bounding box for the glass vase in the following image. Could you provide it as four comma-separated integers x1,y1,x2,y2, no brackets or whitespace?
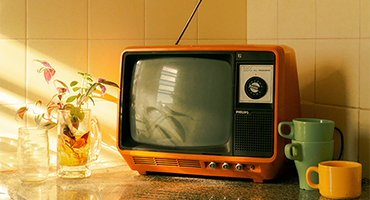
57,109,101,178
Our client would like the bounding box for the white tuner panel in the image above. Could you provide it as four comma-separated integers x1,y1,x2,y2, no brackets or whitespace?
239,65,274,103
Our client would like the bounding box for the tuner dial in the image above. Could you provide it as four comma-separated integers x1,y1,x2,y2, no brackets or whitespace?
244,77,268,99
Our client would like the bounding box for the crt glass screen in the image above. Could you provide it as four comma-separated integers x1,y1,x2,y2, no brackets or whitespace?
130,57,233,147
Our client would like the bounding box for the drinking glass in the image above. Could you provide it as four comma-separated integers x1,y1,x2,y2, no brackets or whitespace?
17,127,49,183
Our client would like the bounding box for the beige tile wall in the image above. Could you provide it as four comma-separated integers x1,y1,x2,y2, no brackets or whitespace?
0,0,369,178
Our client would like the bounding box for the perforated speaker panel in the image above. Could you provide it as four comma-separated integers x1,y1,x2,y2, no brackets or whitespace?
234,112,274,157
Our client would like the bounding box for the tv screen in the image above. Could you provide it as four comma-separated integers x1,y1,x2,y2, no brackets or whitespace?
120,52,235,155
130,57,233,147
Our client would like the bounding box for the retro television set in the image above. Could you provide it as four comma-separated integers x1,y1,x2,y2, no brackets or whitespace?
117,44,301,183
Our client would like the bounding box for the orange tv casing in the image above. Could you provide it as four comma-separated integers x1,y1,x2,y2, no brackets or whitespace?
117,45,301,183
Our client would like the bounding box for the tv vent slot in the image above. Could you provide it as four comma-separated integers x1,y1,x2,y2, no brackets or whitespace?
178,159,201,168
132,157,155,165
155,158,178,167
133,157,201,168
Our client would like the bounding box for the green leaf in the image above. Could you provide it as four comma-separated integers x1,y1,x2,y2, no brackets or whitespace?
76,94,84,104
101,80,120,88
85,83,98,98
16,106,29,120
77,110,84,122
54,79,69,93
66,95,77,103
36,67,46,74
72,87,80,92
70,107,84,122
70,81,78,87
64,104,75,110
88,96,95,106
41,122,57,129
34,100,43,109
35,113,44,126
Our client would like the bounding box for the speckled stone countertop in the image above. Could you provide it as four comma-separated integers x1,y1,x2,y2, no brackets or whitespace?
0,161,369,200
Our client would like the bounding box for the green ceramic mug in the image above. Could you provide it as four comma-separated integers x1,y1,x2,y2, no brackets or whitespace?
278,118,334,142
285,140,334,190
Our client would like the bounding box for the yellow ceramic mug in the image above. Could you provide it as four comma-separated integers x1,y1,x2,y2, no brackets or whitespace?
306,161,362,199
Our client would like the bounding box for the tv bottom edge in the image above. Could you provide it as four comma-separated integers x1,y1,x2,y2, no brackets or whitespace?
119,150,286,183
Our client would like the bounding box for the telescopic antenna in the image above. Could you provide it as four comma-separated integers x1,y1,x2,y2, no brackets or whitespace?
175,0,203,45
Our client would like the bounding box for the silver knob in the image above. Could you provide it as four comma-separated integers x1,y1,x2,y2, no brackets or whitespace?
222,163,230,170
235,164,243,171
209,162,217,169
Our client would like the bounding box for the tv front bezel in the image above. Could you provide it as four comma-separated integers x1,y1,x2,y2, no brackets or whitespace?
119,46,277,157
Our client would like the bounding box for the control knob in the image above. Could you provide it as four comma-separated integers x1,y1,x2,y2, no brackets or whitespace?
209,162,217,169
235,164,243,171
222,163,230,170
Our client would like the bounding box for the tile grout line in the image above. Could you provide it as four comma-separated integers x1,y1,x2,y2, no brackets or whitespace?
276,0,279,43
87,0,90,74
314,0,317,118
197,0,200,45
245,0,247,44
357,0,362,162
144,0,146,46
25,0,29,126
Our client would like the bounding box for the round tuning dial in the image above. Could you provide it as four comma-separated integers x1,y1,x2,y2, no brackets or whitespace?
244,77,268,99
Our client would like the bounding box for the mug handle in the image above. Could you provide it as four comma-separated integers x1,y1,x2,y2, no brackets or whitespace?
278,122,294,139
306,166,320,189
284,143,302,160
90,117,102,162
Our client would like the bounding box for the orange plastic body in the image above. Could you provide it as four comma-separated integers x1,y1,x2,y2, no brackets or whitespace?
117,45,301,183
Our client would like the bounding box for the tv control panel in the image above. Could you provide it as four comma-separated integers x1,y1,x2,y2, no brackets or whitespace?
239,65,274,104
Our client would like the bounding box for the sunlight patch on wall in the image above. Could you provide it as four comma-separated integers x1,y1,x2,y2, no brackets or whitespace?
0,39,26,105
0,105,25,138
0,91,23,105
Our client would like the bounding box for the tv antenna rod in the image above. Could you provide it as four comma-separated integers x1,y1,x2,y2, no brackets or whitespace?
175,0,202,45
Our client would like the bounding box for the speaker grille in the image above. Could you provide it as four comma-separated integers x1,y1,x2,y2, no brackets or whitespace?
234,112,274,157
